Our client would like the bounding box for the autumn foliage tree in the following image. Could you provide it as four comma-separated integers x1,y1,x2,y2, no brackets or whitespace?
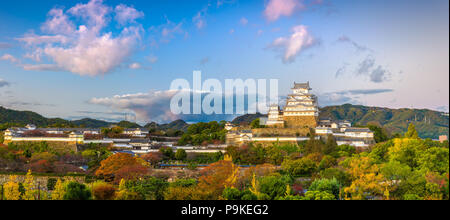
198,157,240,199
95,153,149,183
3,175,21,200
92,181,117,200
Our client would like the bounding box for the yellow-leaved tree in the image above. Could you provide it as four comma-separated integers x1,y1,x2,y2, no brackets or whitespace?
51,179,66,200
23,170,36,200
344,156,388,200
4,175,21,200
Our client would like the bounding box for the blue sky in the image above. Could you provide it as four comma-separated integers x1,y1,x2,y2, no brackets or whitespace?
0,0,448,123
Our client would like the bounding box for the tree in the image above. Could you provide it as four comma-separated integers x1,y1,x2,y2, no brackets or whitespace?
159,147,174,160
301,190,336,200
51,179,66,200
198,160,240,199
281,158,317,176
141,152,163,166
95,153,148,182
3,175,21,200
258,175,292,200
368,124,389,143
92,181,116,200
343,157,387,200
308,178,340,199
250,118,265,129
63,182,91,200
22,170,35,200
113,164,149,184
115,179,141,200
418,147,449,174
175,149,187,161
222,187,242,200
323,135,338,155
404,123,419,139
47,178,57,191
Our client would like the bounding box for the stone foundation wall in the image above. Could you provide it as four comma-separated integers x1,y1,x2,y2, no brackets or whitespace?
252,128,310,137
4,141,78,153
283,116,318,128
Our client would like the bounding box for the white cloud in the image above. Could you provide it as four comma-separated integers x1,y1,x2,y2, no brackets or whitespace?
89,91,180,122
264,0,304,22
0,54,18,63
129,62,141,69
16,0,144,76
114,4,144,25
268,25,316,63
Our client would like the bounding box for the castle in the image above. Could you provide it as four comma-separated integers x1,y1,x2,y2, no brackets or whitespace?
226,82,375,148
266,82,319,128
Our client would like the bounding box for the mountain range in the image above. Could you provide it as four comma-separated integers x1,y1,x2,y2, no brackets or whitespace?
1,104,449,139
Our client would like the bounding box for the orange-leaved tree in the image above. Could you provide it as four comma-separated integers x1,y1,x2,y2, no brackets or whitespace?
198,157,240,199
95,153,149,183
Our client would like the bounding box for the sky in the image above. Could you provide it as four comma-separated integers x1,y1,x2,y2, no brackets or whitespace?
0,0,448,124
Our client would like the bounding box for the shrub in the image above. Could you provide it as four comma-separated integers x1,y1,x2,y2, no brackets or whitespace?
63,182,91,200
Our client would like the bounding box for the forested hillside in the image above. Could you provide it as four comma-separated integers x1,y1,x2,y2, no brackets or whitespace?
231,104,449,139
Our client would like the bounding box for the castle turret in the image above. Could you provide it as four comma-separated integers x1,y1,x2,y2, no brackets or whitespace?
282,82,319,128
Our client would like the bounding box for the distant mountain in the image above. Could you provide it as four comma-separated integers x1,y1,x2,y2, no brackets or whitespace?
0,106,70,127
0,106,189,132
320,104,449,139
0,106,132,129
71,118,112,128
145,119,189,132
231,104,449,139
231,112,266,125
116,120,142,128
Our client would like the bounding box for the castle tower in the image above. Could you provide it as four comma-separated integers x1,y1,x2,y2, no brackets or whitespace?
282,82,319,128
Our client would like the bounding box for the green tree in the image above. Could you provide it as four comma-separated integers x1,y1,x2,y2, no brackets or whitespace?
47,178,57,191
175,149,187,161
368,124,389,143
222,187,242,200
258,175,292,200
281,158,317,176
63,182,92,200
417,147,449,174
404,123,419,139
250,118,265,129
308,178,341,199
301,190,336,200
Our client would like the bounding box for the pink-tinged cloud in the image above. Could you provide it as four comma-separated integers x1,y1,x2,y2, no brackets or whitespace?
41,8,75,35
264,0,305,22
269,25,316,63
0,54,19,63
114,4,144,25
16,0,144,76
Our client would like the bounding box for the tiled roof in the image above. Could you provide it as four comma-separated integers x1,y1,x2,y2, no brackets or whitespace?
345,128,372,133
292,82,310,89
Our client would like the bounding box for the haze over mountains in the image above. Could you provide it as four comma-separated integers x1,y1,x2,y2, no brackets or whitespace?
1,104,449,139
